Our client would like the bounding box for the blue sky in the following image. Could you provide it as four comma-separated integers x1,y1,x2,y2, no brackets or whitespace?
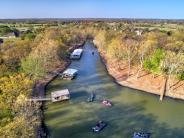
0,0,184,19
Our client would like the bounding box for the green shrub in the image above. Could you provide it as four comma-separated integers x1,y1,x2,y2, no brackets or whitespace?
177,71,184,80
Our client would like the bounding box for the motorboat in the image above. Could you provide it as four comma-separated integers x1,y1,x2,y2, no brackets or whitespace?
70,49,83,59
101,100,112,107
62,68,78,80
92,121,107,132
87,92,95,102
133,132,150,138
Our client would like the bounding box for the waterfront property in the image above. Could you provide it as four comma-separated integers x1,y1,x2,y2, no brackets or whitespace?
51,89,70,102
70,48,83,59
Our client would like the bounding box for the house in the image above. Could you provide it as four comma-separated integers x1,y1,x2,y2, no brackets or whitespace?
62,68,78,80
51,89,70,102
18,28,31,33
135,30,143,36
7,32,16,38
0,32,16,39
70,48,83,59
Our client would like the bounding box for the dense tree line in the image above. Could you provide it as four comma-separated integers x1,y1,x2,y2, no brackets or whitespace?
93,27,184,93
0,26,85,137
0,21,183,137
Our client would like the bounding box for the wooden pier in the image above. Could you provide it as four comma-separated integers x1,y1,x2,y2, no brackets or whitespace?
28,97,51,102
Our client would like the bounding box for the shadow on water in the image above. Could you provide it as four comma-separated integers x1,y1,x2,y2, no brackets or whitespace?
48,102,184,138
45,41,184,138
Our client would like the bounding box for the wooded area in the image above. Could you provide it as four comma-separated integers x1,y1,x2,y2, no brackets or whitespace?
0,20,184,137
0,24,86,137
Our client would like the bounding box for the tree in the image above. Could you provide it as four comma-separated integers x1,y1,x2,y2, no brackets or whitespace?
0,39,31,75
161,51,184,93
0,100,40,138
106,37,124,60
93,30,106,53
0,26,12,36
123,38,139,77
0,73,32,110
136,36,158,79
143,48,164,76
21,55,46,80
0,74,40,138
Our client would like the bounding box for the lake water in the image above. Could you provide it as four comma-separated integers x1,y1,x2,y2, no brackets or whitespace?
45,41,184,138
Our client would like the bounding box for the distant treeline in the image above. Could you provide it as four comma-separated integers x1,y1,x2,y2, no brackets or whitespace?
1,18,184,24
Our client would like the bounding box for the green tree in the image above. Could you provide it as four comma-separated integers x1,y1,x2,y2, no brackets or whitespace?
143,48,165,75
21,55,46,80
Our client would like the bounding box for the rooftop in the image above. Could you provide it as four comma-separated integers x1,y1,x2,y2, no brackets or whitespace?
51,89,70,97
71,49,83,56
63,68,78,75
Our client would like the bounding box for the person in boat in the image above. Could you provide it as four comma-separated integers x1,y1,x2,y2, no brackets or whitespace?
102,100,112,106
96,123,100,127
92,121,107,132
87,92,95,102
133,131,150,138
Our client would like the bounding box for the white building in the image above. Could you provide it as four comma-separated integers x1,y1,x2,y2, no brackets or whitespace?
135,30,143,36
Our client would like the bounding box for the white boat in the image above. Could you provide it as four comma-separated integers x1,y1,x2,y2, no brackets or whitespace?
70,49,83,59
62,68,78,80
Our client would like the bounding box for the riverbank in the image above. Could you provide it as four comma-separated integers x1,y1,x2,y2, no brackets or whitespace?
44,40,184,138
99,51,184,101
32,40,85,137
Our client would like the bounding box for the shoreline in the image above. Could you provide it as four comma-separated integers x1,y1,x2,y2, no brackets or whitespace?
33,40,85,138
98,50,184,101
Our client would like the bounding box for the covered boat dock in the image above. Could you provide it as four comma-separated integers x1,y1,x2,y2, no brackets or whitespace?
51,89,70,102
70,48,83,59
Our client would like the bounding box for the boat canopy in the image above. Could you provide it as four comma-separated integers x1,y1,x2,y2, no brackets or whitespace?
71,49,83,56
63,68,78,76
51,89,70,102
51,89,70,97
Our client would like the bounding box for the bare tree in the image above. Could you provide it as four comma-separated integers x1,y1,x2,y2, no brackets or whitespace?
123,38,139,77
161,51,184,93
136,39,157,79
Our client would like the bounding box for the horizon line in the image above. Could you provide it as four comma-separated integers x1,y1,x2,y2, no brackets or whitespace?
0,17,184,21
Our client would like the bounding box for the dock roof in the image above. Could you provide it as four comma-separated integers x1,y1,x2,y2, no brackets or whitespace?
71,48,83,56
63,68,78,75
51,89,70,97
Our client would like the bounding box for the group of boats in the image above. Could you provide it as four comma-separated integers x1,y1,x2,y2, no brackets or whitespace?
91,121,150,138
60,48,83,80
86,92,112,106
62,48,150,137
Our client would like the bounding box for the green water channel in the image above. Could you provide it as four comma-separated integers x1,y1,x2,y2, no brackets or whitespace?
45,41,184,138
